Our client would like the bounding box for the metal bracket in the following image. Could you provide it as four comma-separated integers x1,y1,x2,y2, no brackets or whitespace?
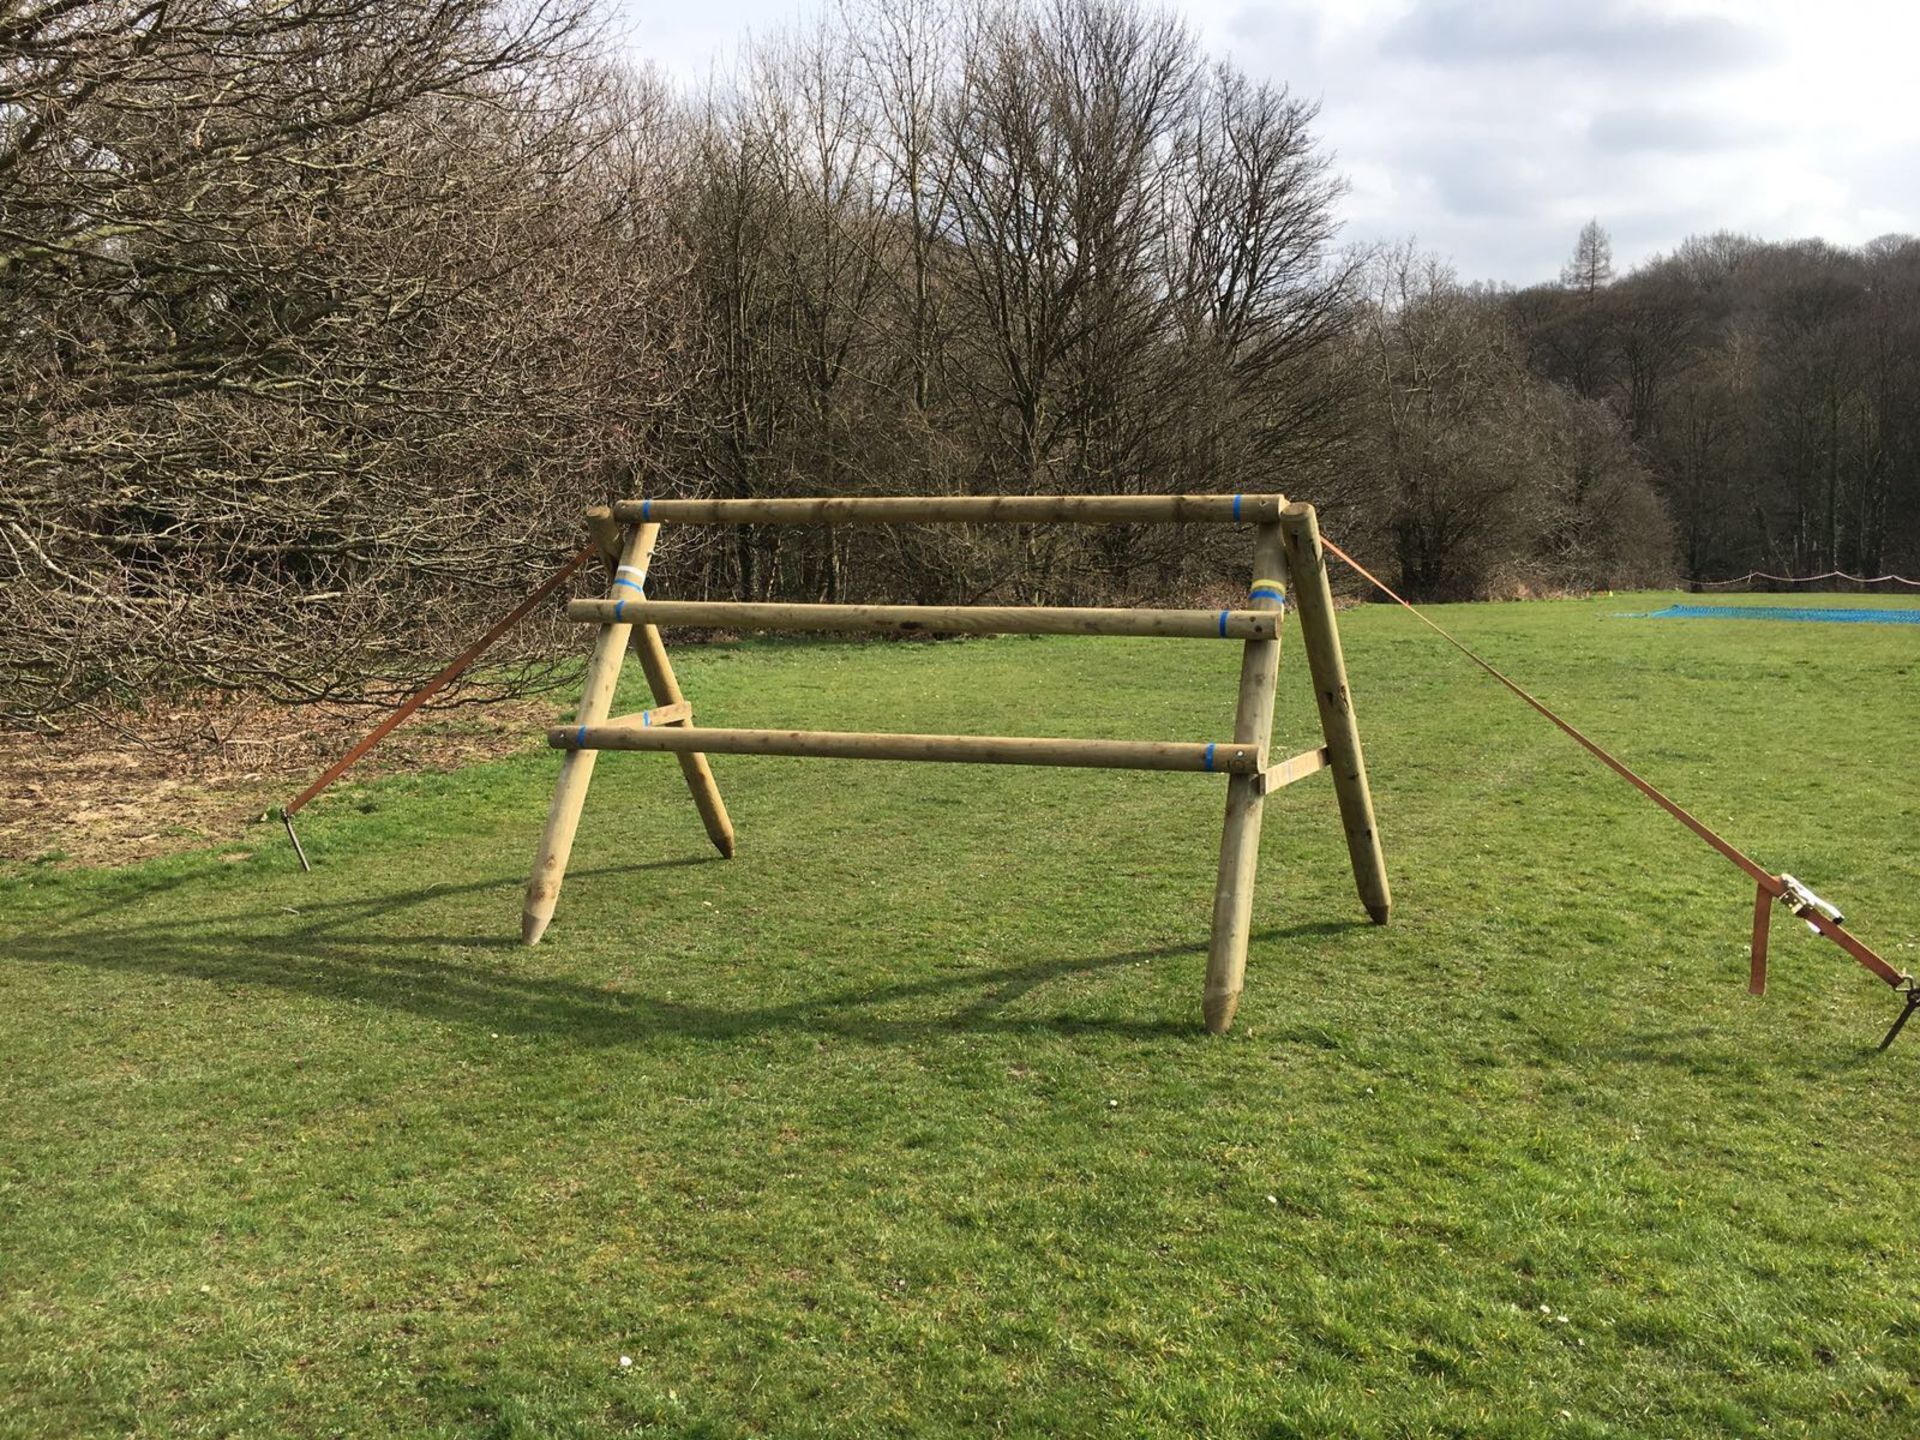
1778,873,1844,933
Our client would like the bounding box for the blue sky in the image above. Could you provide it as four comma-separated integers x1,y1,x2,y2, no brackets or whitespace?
615,0,1920,285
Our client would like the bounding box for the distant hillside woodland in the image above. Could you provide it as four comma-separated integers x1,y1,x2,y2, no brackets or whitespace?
4,0,1918,724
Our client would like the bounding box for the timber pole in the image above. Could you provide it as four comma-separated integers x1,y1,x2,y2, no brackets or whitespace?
552,725,1260,774
585,505,624,572
1280,502,1391,926
626,616,735,858
1204,522,1289,1033
610,493,1286,527
522,522,658,944
597,507,734,855
568,598,1281,641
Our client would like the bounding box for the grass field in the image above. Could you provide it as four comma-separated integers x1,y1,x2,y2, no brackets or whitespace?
4,590,1918,1437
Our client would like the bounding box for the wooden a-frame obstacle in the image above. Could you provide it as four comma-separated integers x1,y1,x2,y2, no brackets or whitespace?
524,493,1391,1033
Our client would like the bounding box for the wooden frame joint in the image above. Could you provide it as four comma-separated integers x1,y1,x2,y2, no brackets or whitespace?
605,701,692,729
1254,746,1331,796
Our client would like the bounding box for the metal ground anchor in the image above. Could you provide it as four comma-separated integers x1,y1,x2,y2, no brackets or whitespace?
1879,979,1920,1051
280,808,312,873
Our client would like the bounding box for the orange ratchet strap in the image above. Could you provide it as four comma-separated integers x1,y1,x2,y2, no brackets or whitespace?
278,546,597,870
1317,533,1917,1050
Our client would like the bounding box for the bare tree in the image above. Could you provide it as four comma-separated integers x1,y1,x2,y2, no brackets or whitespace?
1164,64,1355,495
1,2,695,724
852,0,963,417
1350,246,1670,597
1561,218,1614,297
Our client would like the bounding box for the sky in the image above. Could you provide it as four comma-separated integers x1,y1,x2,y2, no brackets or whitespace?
616,0,1920,287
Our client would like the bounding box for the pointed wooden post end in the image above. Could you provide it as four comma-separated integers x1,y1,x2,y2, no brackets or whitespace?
1203,986,1241,1035
1205,772,1266,1036
523,755,593,947
673,752,735,859
1201,521,1288,1035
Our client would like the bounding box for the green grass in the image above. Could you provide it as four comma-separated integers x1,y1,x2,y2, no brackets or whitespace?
4,591,1918,1438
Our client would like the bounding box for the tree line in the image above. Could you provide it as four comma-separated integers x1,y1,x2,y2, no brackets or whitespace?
2,0,686,722
1505,223,1920,584
3,0,1911,727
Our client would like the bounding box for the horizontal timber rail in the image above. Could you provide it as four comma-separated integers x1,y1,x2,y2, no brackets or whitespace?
550,724,1261,774
568,599,1280,640
609,493,1284,526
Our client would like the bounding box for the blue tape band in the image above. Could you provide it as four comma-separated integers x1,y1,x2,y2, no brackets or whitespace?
1233,493,1242,521
613,577,645,594
1250,587,1285,603
1204,743,1216,772
1217,609,1229,637
575,724,587,747
614,599,626,621
642,710,651,726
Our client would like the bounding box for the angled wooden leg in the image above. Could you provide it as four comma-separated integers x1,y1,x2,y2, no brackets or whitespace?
1279,501,1391,925
594,502,732,854
1204,521,1289,1033
628,620,735,858
1749,881,1771,996
522,522,661,944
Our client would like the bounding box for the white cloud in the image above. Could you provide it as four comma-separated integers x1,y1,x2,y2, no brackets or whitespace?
1186,0,1920,281
620,0,1920,284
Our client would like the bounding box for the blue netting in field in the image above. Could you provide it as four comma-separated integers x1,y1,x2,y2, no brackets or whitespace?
1645,603,1920,625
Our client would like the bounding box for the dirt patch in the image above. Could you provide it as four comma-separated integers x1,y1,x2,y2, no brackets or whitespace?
0,692,558,868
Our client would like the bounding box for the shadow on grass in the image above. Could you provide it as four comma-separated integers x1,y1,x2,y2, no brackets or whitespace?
9,859,1370,1045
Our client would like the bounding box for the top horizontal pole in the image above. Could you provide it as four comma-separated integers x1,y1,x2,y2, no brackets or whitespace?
568,598,1280,640
608,493,1287,526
